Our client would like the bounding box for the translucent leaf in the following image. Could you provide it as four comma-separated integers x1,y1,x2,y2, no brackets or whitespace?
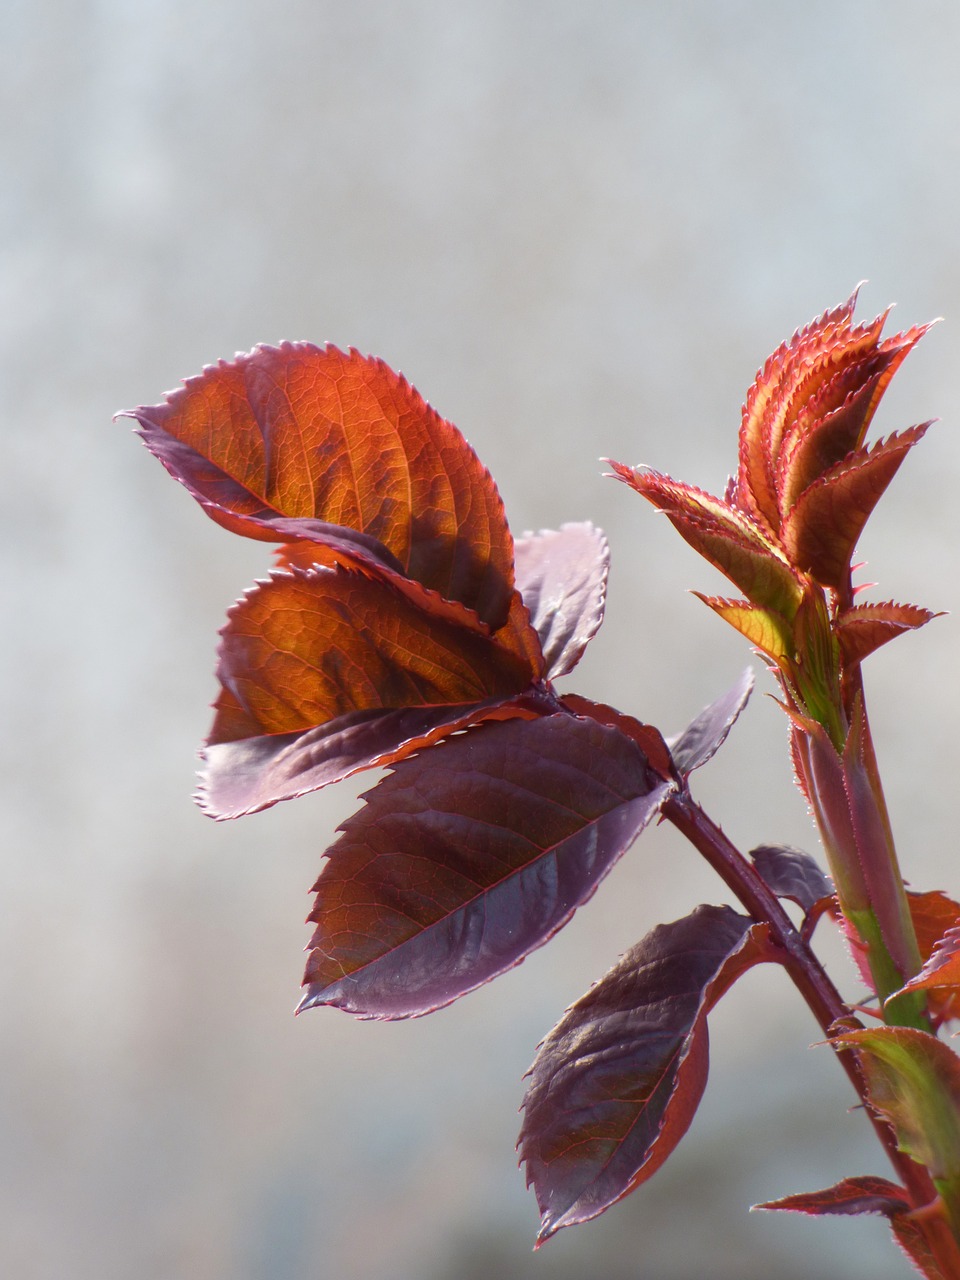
609,464,804,617
208,566,538,745
835,601,939,666
833,1027,960,1185
782,424,931,588
123,344,517,629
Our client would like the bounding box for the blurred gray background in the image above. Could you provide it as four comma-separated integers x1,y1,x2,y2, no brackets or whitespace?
5,3,960,1278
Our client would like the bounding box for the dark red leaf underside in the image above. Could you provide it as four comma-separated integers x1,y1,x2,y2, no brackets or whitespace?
208,566,537,744
513,523,608,678
667,667,754,775
755,1174,909,1218
749,844,833,915
891,1214,951,1279
519,905,774,1242
299,714,673,1019
123,344,516,629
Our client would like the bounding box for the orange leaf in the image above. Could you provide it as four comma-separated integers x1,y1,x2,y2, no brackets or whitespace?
123,344,517,629
209,566,537,744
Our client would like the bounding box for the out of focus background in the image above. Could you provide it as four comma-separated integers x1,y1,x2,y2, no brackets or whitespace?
5,4,960,1278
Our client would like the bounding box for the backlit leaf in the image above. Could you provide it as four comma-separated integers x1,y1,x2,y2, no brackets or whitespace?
896,898,960,1024
299,714,673,1019
777,321,930,518
693,595,793,661
514,523,608,677
208,566,537,745
123,344,516,628
667,667,754,775
835,601,939,666
782,424,931,588
833,1027,960,1185
736,290,861,530
519,905,774,1242
609,464,804,618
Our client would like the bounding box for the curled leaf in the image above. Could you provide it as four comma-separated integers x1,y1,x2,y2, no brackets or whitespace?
781,423,931,588
832,1027,960,1186
514,523,609,678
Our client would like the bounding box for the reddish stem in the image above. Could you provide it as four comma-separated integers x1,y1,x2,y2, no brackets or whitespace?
664,790,960,1274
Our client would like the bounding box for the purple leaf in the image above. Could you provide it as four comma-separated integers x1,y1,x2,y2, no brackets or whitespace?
513,523,609,677
198,696,542,819
298,713,673,1019
519,904,774,1242
668,667,755,775
750,844,833,915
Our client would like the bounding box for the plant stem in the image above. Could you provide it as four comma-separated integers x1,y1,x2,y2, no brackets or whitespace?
664,789,960,1274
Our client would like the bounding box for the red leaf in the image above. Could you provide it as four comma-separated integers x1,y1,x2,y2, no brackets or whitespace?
755,1174,909,1218
608,464,804,618
558,694,674,780
891,1213,953,1279
736,290,863,530
299,714,674,1019
208,566,538,745
667,667,754,776
513,523,608,677
123,344,517,629
781,423,931,588
518,905,774,1242
897,900,960,1024
835,601,940,666
777,322,929,518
